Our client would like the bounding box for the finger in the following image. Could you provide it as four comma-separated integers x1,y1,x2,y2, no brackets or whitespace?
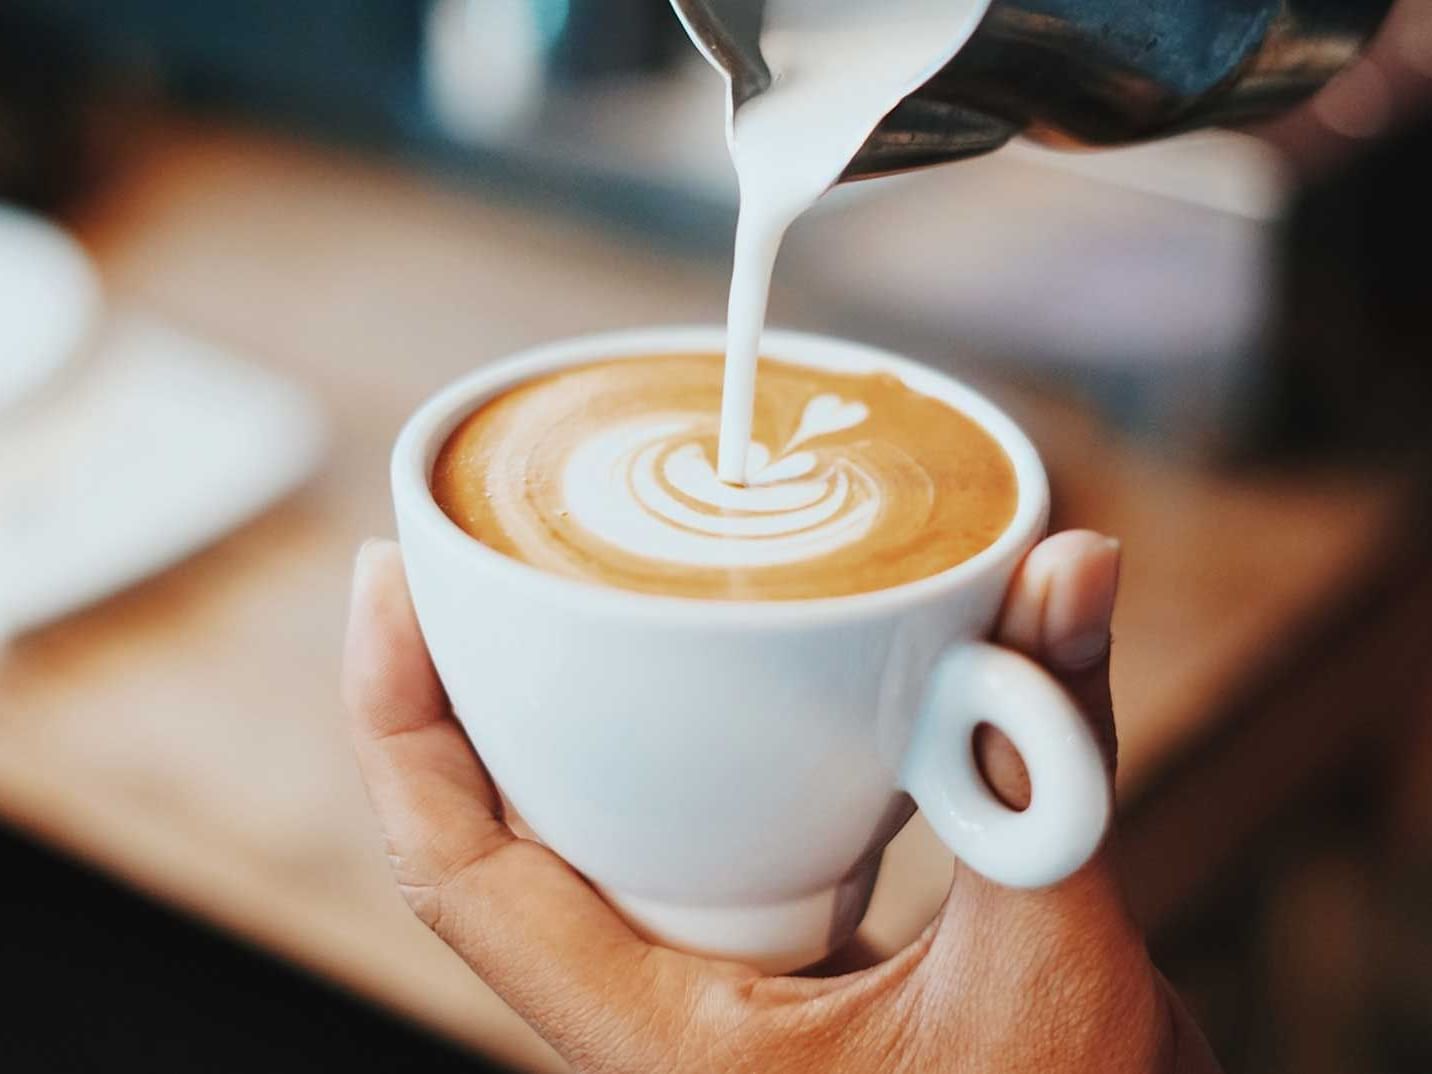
922,534,1144,1007
976,532,1120,808
998,530,1120,684
872,532,1143,1019
343,541,710,1063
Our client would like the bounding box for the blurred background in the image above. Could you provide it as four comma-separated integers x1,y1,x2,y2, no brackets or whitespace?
1,2,1430,1072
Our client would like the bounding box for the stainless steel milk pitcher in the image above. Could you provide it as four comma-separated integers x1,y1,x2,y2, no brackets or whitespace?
671,0,1394,180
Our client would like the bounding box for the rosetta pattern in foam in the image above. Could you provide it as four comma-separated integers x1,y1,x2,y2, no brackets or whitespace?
562,395,877,569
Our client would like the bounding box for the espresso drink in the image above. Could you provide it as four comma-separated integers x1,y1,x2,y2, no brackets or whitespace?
432,354,1016,601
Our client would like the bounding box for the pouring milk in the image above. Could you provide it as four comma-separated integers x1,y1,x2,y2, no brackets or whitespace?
715,0,990,484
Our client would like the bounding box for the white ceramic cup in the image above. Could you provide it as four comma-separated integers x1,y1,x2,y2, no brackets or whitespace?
392,327,1110,974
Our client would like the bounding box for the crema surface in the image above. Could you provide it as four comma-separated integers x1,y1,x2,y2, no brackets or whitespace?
432,355,1017,601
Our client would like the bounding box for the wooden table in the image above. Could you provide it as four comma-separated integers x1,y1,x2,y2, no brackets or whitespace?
1,123,1426,1072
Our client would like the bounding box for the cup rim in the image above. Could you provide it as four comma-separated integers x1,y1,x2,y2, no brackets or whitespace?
392,326,1049,627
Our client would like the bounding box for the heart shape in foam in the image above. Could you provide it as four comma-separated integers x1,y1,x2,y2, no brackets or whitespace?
786,394,870,452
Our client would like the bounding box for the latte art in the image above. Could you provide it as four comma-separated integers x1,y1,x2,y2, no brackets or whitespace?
432,355,1017,601
562,394,908,570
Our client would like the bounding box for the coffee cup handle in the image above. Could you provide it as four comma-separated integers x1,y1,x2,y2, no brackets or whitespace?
899,642,1111,889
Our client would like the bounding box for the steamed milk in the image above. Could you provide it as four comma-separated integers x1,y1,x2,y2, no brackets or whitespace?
717,0,992,484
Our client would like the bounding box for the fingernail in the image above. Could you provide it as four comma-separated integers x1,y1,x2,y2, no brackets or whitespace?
1046,538,1121,671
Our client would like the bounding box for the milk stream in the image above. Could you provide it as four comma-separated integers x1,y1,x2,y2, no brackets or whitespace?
716,0,991,484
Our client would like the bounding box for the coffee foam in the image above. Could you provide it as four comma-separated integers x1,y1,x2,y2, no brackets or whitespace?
432,354,1017,601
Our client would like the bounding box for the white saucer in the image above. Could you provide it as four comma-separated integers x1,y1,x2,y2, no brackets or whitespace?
0,312,326,639
0,205,102,417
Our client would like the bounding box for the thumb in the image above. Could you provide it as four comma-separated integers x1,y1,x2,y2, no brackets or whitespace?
921,531,1152,1009
977,529,1121,808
